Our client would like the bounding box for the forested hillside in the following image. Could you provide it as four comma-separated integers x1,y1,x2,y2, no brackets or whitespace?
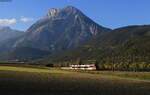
43,25,150,71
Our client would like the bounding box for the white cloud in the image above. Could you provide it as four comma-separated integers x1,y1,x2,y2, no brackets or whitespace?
20,17,34,22
0,18,16,25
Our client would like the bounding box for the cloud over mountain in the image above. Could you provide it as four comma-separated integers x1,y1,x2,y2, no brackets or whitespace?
0,18,16,25
20,17,34,22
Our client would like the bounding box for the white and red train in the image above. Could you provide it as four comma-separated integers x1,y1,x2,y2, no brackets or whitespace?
61,64,96,70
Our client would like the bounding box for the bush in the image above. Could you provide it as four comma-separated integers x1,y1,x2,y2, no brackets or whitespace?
46,64,54,67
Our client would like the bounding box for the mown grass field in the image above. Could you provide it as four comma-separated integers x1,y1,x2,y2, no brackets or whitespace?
0,65,150,95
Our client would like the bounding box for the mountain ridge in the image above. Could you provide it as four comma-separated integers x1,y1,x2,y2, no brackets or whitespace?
0,6,111,61
0,26,24,41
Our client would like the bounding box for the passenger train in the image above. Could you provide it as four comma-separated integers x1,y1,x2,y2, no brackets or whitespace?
61,64,96,70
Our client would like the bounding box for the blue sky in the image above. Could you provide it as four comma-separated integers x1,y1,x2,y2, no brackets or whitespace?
0,0,150,31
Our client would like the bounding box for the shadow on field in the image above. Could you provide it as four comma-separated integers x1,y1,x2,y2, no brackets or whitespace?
0,70,150,95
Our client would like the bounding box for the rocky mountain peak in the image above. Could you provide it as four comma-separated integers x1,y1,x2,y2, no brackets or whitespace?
63,6,79,11
46,6,81,18
62,6,81,14
47,8,60,17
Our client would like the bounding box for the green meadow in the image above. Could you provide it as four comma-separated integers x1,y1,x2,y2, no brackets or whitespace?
0,66,72,74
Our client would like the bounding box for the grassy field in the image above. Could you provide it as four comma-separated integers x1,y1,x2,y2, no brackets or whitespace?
0,65,150,95
73,70,150,81
0,66,72,74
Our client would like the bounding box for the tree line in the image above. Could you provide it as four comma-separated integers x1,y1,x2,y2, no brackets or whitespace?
46,56,150,72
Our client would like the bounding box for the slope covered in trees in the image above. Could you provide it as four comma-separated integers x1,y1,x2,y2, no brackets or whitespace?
42,25,150,71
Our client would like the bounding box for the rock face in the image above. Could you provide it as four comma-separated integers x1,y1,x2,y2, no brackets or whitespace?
47,8,59,17
0,26,23,41
0,6,111,61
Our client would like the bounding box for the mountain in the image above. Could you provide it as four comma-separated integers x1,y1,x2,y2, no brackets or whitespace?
0,6,110,61
0,26,23,41
44,25,150,62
